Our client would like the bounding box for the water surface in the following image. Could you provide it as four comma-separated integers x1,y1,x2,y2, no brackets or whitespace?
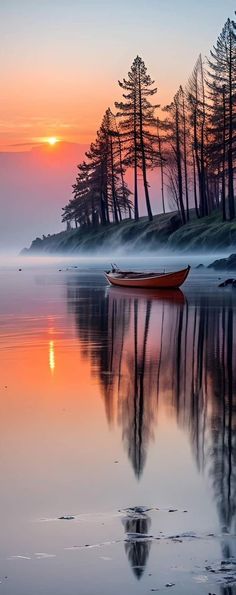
0,257,235,594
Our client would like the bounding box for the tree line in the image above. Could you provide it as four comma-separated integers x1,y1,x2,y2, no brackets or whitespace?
62,16,236,229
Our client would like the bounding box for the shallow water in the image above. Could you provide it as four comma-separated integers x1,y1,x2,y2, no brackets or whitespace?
0,256,236,594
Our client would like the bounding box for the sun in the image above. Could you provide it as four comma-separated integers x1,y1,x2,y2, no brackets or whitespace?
47,137,58,146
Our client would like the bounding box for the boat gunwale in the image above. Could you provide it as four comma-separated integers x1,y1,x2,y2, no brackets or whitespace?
105,266,190,282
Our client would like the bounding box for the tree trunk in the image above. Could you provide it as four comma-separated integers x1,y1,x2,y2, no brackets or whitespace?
134,86,139,220
192,147,199,218
193,106,203,217
222,88,226,221
138,64,153,221
228,34,235,219
116,123,129,219
110,137,119,223
175,104,186,224
157,126,165,214
100,164,107,225
199,56,208,217
182,94,190,221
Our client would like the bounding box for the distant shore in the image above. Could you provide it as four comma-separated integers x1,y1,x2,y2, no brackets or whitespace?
22,210,236,255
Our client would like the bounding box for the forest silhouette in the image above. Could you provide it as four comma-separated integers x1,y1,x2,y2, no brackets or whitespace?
63,18,236,231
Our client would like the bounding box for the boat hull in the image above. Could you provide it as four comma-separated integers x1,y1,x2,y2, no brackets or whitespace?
105,266,190,289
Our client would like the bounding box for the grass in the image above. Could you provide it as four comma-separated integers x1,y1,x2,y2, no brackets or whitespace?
23,209,236,255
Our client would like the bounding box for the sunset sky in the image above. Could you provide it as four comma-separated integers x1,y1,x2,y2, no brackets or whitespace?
0,0,235,251
1,0,235,151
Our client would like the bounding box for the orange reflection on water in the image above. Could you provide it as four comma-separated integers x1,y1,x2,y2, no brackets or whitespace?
49,340,55,373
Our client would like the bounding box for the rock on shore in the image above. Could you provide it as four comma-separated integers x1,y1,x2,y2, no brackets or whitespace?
208,253,236,270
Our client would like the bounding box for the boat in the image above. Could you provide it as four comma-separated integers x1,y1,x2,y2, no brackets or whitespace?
104,265,190,289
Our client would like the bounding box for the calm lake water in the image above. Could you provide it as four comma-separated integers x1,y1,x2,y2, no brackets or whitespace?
0,256,236,594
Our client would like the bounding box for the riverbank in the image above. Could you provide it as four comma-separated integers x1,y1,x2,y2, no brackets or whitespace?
22,210,236,254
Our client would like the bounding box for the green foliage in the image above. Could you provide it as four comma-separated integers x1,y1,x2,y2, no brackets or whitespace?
26,210,236,255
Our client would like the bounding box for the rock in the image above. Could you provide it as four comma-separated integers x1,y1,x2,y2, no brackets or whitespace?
165,583,175,588
208,253,236,271
18,268,22,271
124,506,151,515
218,278,236,287
196,264,204,268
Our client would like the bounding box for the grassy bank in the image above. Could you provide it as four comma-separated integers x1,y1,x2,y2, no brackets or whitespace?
23,210,236,255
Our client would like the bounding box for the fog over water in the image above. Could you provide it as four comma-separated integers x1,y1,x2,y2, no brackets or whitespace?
0,250,233,270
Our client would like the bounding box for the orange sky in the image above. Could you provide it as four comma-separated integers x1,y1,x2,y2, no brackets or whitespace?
0,0,235,151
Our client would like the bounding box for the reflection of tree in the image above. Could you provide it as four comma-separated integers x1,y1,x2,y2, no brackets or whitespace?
222,587,236,595
119,299,156,477
122,512,152,579
167,296,236,539
67,281,167,477
67,279,236,540
67,281,124,423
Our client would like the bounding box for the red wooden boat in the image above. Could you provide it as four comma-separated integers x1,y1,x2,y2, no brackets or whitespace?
105,265,190,289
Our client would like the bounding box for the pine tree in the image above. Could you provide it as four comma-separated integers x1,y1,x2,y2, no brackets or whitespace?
206,82,226,218
208,18,236,219
156,119,166,214
115,56,159,221
179,86,190,221
162,88,186,224
62,109,132,228
187,55,209,217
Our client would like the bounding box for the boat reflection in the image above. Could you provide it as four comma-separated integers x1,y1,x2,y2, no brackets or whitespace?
107,285,186,304
67,281,236,541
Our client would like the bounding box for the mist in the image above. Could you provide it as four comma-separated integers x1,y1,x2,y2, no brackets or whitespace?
0,141,165,255
0,142,87,253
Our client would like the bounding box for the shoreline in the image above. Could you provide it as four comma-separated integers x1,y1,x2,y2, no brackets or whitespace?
22,210,236,255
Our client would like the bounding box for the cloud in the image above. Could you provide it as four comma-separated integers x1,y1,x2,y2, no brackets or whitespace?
9,141,43,147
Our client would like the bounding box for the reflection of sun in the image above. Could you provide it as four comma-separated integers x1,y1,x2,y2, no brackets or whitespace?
49,340,55,372
47,137,58,146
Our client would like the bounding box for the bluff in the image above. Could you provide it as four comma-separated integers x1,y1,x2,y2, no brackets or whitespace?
22,210,236,255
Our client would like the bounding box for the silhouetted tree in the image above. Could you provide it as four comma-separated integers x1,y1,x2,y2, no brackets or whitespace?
156,119,166,214
187,55,209,217
64,14,236,232
180,86,190,220
62,109,132,228
162,88,187,223
115,56,160,221
208,18,236,219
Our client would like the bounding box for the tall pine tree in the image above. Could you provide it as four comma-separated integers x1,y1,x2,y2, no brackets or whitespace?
115,56,159,221
208,18,236,219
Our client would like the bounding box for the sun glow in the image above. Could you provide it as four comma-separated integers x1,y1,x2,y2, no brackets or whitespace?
47,137,58,146
49,340,55,373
